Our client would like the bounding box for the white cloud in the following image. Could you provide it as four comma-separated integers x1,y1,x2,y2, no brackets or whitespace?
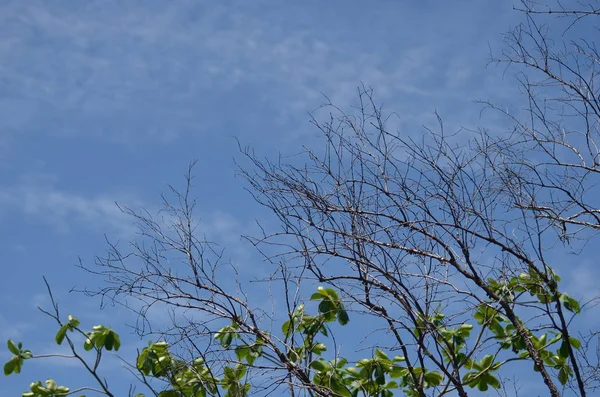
0,1,522,147
0,312,31,341
0,178,139,237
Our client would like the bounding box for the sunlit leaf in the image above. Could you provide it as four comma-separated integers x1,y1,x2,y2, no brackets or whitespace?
7,340,20,355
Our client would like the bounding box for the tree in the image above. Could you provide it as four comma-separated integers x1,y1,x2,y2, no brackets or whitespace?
5,2,600,396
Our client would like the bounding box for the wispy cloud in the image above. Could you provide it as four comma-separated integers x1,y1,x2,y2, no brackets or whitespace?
0,312,32,342
0,1,521,147
0,176,139,236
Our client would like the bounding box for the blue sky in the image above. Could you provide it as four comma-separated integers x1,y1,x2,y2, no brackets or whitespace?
3,1,594,396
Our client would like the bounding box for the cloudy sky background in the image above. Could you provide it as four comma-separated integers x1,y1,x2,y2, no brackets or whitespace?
1,1,594,395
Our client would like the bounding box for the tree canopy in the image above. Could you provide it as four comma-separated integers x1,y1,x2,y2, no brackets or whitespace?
5,2,600,396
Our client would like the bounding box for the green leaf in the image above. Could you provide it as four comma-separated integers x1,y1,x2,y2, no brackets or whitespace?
389,366,408,378
104,331,118,351
318,299,335,315
46,379,57,391
374,349,389,360
424,371,443,387
234,364,247,380
538,333,547,347
374,363,386,385
137,349,149,373
158,391,180,397
7,340,20,355
324,288,339,300
330,376,350,396
558,367,569,385
385,380,398,389
222,332,233,349
235,345,249,361
559,293,581,314
94,331,107,349
224,366,235,381
477,381,489,392
84,337,94,351
457,323,473,337
152,341,169,350
4,356,17,375
312,343,327,355
487,374,501,389
281,320,292,337
310,292,324,300
55,325,68,345
569,337,581,350
559,341,569,359
480,354,494,369
310,358,329,372
111,332,121,351
338,308,350,325
335,358,347,369
67,315,80,327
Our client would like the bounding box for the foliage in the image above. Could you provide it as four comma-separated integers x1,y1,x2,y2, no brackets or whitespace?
9,283,573,396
